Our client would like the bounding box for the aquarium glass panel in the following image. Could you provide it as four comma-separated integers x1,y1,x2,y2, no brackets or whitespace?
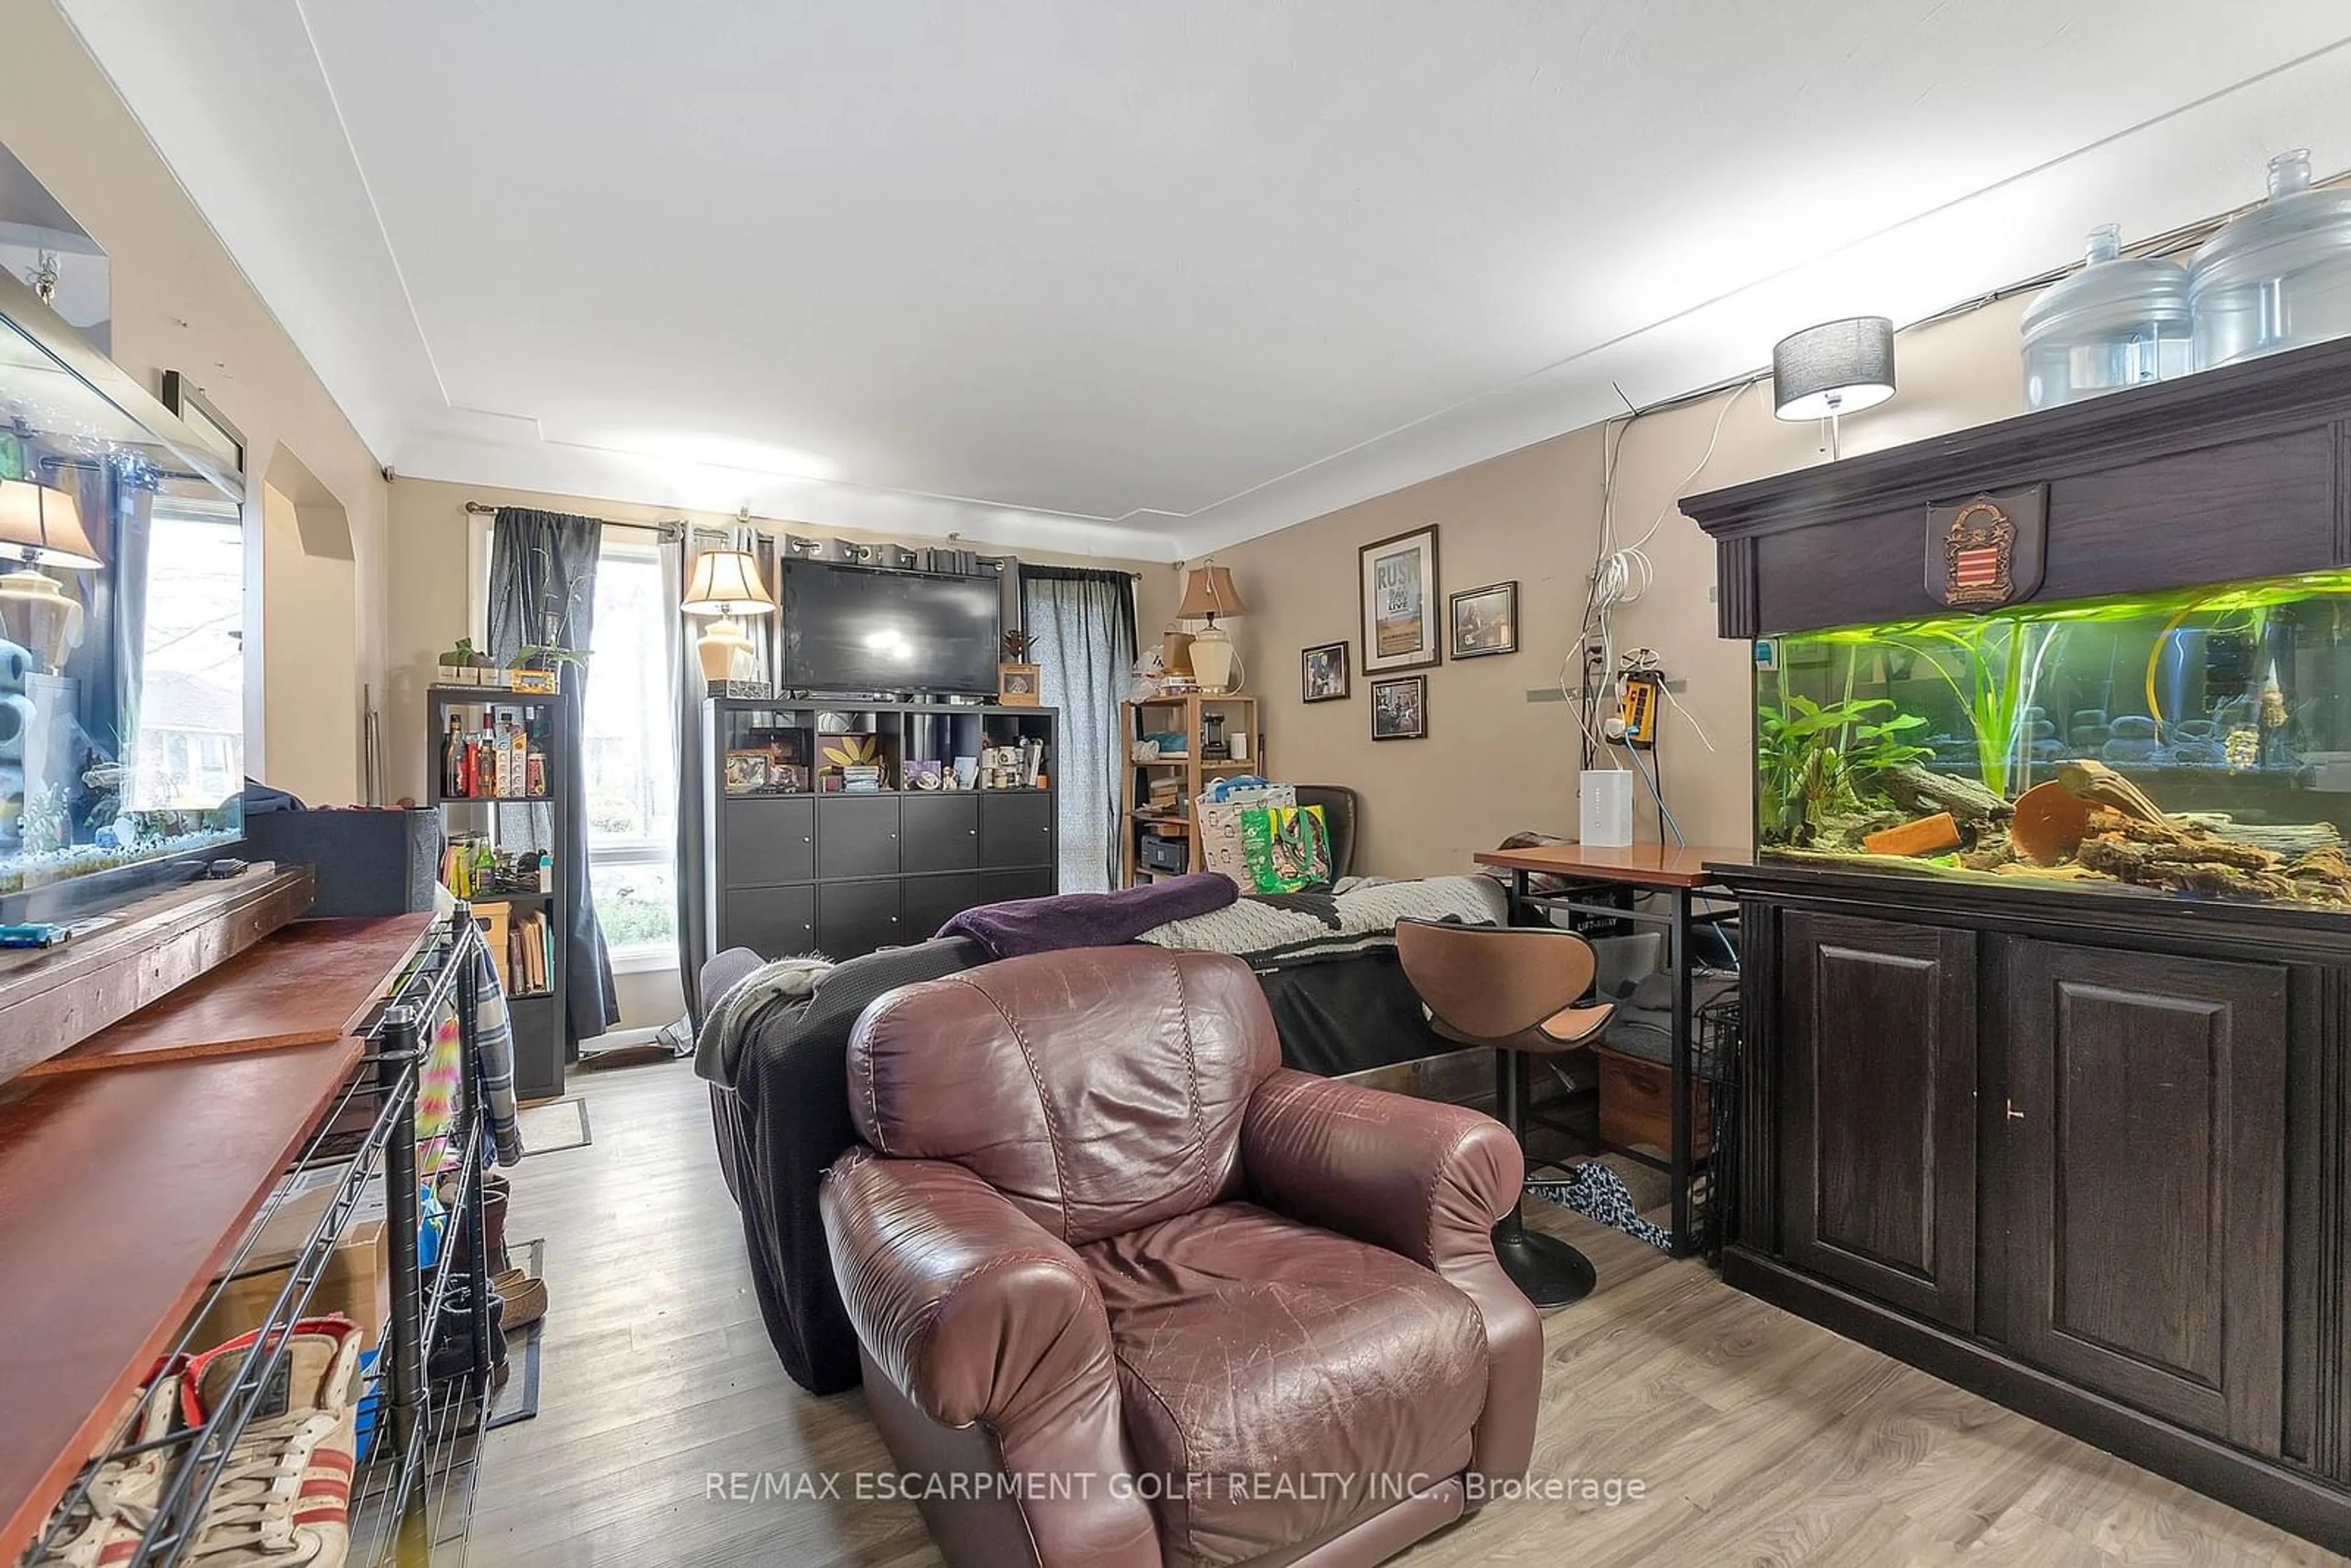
0,302,244,904
1755,570,2351,911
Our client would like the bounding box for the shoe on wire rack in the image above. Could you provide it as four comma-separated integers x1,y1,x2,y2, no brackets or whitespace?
491,1268,547,1332
29,1359,189,1567
178,1316,363,1566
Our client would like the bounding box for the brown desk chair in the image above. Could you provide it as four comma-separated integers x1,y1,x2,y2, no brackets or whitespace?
1396,919,1614,1308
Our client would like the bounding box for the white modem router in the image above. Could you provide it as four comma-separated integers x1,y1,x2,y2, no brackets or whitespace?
1580,770,1635,847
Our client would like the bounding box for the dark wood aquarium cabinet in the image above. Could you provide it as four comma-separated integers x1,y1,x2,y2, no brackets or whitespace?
1684,337,2351,1553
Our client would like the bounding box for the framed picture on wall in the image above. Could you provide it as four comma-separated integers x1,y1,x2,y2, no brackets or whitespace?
1358,525,1441,673
1300,641,1349,703
1370,675,1427,740
1449,580,1519,659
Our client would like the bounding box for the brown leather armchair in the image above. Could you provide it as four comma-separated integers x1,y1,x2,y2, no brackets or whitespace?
820,947,1542,1568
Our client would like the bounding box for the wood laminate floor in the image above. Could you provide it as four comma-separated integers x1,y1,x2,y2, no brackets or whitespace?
473,1060,2344,1567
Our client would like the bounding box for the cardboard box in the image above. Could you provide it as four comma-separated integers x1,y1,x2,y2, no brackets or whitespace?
189,1178,392,1351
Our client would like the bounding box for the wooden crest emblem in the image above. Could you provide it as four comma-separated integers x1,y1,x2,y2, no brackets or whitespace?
1925,486,2046,611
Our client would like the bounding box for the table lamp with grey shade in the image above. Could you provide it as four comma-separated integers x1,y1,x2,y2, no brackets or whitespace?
681,547,775,682
1772,315,1895,458
1177,561,1247,692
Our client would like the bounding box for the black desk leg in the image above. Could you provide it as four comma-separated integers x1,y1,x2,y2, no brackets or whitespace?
1668,888,1693,1256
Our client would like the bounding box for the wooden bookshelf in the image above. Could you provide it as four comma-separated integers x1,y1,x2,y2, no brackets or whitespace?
1119,693,1261,886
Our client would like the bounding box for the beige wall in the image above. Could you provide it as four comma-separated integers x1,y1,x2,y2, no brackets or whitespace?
1,0,390,795
1220,295,2034,877
260,483,361,801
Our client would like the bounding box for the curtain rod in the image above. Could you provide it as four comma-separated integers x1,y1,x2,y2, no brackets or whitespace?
463,498,1140,574
464,499,686,541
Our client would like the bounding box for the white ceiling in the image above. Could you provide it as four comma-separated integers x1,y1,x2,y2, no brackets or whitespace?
56,2,2351,560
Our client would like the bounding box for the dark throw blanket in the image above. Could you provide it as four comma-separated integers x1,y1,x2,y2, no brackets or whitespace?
937,872,1237,959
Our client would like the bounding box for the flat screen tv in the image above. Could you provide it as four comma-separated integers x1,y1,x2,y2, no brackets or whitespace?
778,560,1003,696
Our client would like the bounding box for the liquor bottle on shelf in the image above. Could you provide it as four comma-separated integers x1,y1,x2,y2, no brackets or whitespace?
444,715,467,797
477,716,498,797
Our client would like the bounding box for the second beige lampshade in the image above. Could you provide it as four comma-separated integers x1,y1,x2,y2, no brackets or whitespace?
0,478,102,570
682,548,776,683
1177,562,1247,692
0,479,100,670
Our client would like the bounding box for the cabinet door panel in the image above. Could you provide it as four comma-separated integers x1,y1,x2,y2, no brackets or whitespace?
817,795,900,880
980,792,1054,870
2006,943,2287,1454
721,795,814,887
980,869,1053,906
721,885,817,960
902,872,982,941
817,880,902,962
901,795,980,873
1782,911,1978,1330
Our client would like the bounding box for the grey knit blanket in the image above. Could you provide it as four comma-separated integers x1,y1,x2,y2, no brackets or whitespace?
692,955,834,1084
1134,875,1507,968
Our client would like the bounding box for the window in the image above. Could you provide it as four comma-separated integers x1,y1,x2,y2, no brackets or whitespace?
133,500,245,811
582,538,678,960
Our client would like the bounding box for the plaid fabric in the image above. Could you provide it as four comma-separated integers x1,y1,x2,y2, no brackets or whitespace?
471,945,525,1166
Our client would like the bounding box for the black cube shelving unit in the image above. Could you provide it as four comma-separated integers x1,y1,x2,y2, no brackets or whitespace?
705,699,1058,962
426,686,568,1101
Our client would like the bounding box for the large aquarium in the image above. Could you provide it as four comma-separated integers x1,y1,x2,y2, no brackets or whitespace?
0,274,246,912
1756,569,2351,910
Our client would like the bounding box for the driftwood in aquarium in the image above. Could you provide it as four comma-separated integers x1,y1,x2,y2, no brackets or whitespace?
2068,805,2351,906
2175,814,2344,857
1881,764,2009,827
2057,759,2169,825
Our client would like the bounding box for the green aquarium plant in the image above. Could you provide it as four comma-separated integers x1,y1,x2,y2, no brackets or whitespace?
1825,615,2064,799
1757,694,1930,841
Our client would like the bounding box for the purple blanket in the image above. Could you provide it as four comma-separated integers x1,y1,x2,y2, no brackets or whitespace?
937,872,1237,959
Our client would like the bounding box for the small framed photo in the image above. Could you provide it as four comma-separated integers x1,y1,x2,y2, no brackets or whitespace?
1449,580,1519,659
723,749,771,794
1300,641,1349,703
1370,675,1427,741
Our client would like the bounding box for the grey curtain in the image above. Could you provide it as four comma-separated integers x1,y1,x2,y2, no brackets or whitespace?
489,507,618,1047
1020,567,1137,893
670,530,710,1013
56,456,153,826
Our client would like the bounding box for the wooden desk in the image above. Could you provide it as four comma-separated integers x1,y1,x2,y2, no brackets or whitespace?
1472,842,1749,1255
1474,842,1749,890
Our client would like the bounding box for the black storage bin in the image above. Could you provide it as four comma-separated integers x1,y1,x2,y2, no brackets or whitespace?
242,807,443,917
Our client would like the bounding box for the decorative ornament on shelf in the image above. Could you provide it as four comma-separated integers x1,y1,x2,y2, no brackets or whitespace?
999,629,1041,706
821,732,880,770
1177,561,1247,693
682,547,776,685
